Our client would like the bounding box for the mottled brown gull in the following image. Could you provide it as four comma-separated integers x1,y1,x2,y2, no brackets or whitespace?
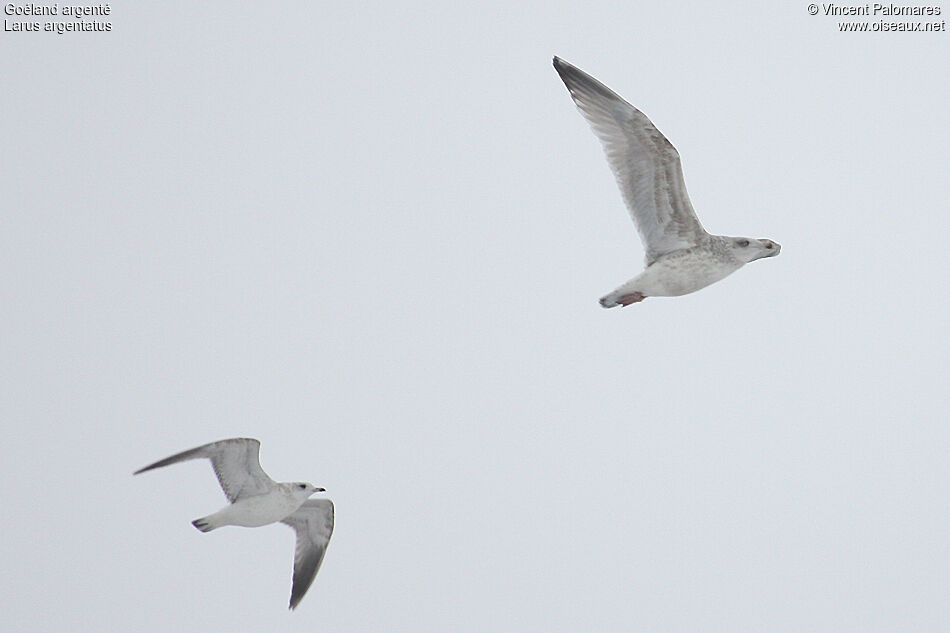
554,57,780,307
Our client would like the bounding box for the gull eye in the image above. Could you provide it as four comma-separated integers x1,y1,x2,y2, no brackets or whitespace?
765,242,773,249
298,484,306,490
737,240,749,247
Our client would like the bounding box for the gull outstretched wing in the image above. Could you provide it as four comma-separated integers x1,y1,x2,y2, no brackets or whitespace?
134,438,275,502
554,57,708,264
281,499,335,610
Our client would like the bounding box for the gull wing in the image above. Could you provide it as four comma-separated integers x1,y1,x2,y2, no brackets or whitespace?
554,57,707,264
134,438,275,502
281,499,334,610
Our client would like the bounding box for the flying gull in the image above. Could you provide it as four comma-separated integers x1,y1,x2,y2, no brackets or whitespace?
553,57,780,307
134,438,334,610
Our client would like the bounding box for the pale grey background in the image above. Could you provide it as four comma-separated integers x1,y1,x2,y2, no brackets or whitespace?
2,2,948,632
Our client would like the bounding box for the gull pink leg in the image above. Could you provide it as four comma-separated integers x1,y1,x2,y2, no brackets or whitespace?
617,292,646,306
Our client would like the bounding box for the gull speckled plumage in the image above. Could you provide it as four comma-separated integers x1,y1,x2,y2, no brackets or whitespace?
553,57,780,307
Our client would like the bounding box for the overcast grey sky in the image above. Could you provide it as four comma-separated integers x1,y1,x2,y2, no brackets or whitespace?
2,2,949,632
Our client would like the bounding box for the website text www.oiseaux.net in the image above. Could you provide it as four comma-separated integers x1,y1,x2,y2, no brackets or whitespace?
838,18,946,31
813,3,946,32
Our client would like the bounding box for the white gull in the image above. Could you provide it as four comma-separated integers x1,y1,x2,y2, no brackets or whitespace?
135,437,334,610
553,57,780,307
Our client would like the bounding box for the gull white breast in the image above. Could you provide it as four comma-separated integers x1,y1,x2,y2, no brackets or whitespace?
135,438,334,610
553,57,780,307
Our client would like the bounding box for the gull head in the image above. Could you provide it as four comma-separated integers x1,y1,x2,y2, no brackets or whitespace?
290,482,326,499
728,237,781,263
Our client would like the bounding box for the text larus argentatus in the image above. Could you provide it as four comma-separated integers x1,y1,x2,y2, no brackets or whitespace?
554,57,780,307
135,438,334,610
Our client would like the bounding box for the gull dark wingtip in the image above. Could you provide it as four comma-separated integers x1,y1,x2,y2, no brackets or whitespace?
132,462,161,476
552,56,571,79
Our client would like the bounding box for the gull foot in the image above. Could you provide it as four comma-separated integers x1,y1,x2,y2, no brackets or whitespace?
599,291,646,308
616,292,646,306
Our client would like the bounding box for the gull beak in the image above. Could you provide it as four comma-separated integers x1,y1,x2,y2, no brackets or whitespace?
760,239,780,258
315,487,326,493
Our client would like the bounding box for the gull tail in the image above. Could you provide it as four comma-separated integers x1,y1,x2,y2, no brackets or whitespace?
191,516,219,533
